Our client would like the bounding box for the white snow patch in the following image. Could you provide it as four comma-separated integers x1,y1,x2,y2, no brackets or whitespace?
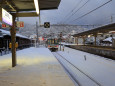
0,29,29,39
58,47,115,86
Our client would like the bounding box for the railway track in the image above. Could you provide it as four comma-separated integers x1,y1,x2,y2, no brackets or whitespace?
53,52,102,86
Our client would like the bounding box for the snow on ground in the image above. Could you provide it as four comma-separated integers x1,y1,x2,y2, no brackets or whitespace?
58,47,115,86
61,42,77,45
103,37,115,42
0,47,75,86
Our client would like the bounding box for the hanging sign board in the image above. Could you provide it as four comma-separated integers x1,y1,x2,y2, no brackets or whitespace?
0,8,12,26
16,21,24,28
2,24,9,28
2,8,12,26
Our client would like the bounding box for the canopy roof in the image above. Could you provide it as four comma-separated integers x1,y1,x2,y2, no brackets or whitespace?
73,23,115,37
0,0,61,17
0,29,29,39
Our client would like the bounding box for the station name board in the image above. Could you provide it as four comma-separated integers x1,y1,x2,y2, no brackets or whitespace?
16,21,24,28
0,8,12,26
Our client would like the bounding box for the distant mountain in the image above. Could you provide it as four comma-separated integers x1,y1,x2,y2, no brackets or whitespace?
18,23,88,37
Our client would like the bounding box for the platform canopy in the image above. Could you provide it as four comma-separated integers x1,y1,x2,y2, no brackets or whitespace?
73,23,115,37
0,0,61,17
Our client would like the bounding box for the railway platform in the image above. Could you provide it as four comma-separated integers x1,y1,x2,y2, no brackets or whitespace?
64,44,115,60
0,47,75,86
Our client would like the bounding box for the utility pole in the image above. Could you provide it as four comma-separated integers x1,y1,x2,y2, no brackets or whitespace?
60,32,62,51
36,21,38,47
38,14,41,46
111,16,113,23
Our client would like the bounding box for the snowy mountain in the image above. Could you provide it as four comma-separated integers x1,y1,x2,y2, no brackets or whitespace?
18,23,88,38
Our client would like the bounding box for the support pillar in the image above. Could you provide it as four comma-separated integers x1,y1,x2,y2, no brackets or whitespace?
60,38,61,51
83,37,85,45
77,37,78,45
74,37,76,44
11,16,16,67
94,34,97,46
36,21,38,47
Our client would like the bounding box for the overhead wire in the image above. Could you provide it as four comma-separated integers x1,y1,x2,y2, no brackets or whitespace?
70,0,112,23
61,0,83,23
63,0,91,24
91,13,115,25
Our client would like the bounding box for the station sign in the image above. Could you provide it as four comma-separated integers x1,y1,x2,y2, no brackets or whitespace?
2,8,12,26
16,21,24,28
39,37,44,41
2,24,9,28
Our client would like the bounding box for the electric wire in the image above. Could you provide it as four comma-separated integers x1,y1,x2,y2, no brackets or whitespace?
63,0,91,24
70,0,112,23
61,0,83,23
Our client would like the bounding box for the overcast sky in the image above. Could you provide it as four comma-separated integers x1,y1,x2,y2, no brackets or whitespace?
20,0,115,25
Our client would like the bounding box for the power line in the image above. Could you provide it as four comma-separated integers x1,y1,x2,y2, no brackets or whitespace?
70,0,112,23
63,0,91,24
61,0,83,23
71,0,91,17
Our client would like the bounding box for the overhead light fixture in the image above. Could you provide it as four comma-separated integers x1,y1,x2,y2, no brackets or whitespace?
98,33,103,35
34,0,39,15
88,35,91,38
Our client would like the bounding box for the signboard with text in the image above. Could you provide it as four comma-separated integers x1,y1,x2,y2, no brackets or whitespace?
16,21,24,28
2,8,12,26
2,24,9,28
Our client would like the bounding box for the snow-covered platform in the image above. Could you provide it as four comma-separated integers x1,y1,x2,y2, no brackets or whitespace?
0,47,75,86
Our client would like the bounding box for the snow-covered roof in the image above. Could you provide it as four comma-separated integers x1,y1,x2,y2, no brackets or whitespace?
0,36,3,38
103,37,115,42
0,29,29,39
63,35,68,39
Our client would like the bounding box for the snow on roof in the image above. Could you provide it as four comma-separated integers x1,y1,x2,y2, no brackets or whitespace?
63,35,68,39
103,37,115,42
0,29,29,39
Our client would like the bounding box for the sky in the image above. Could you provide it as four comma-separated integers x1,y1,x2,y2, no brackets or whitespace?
20,0,115,25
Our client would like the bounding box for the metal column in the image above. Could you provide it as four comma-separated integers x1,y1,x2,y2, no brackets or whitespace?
77,37,78,45
36,21,38,47
94,34,97,46
83,37,85,45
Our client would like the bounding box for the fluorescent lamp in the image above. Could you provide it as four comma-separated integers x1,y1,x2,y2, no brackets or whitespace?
88,35,91,38
98,33,103,35
34,0,39,14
